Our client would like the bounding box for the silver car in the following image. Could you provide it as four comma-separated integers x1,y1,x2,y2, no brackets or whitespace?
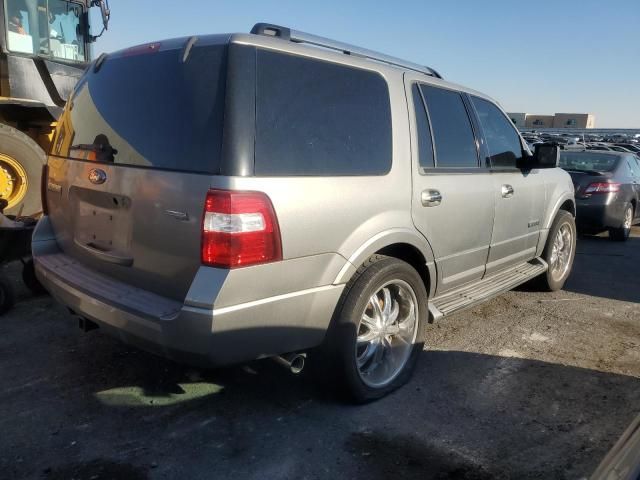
33,23,576,402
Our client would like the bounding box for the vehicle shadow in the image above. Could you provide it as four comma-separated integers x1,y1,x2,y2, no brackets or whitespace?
3,323,639,480
563,233,640,303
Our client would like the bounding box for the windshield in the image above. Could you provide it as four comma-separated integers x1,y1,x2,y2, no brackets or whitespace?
5,0,86,62
559,152,619,172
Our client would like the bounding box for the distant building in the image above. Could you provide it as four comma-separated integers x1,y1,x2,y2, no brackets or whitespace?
508,113,527,128
553,113,596,129
507,112,596,129
525,115,555,129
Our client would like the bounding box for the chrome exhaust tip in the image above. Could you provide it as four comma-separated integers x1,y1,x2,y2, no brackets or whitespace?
272,353,306,374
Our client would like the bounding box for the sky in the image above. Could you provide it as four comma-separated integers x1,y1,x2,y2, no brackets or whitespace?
91,0,640,128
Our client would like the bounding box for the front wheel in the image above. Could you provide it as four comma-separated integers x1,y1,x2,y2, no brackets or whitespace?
321,255,428,403
609,203,633,242
536,210,577,291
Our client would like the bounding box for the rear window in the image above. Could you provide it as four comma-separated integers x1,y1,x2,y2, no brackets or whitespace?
559,152,620,172
52,42,228,173
254,50,392,176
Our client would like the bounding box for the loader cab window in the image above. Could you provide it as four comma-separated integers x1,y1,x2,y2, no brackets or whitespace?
5,0,87,62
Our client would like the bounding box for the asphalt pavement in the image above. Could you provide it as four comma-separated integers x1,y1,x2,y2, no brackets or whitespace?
1,228,639,480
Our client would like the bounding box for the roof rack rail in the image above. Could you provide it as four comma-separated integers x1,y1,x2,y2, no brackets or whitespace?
250,23,442,79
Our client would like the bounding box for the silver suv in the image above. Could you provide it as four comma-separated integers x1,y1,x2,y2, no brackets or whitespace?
33,24,576,401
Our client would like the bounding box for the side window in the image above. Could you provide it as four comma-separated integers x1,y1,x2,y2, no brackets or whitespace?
630,157,640,178
412,84,435,169
626,157,640,178
254,50,392,176
470,96,523,168
419,85,478,168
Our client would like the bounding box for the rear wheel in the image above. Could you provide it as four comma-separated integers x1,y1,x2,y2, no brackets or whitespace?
0,124,47,217
609,203,633,242
536,210,576,291
321,255,427,403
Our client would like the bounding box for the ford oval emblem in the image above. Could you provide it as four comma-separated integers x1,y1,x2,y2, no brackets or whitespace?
88,168,107,185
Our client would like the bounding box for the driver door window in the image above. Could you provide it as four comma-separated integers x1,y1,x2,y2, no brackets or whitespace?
470,96,523,169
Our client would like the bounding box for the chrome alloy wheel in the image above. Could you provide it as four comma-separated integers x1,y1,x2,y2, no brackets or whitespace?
355,280,419,388
623,206,633,230
549,223,573,281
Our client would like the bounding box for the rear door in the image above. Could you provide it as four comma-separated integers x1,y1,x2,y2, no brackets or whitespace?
468,95,545,275
46,38,229,301
407,79,495,294
626,156,640,222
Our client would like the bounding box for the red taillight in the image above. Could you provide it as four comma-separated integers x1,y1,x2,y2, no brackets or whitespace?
41,164,49,215
201,189,282,268
583,182,621,194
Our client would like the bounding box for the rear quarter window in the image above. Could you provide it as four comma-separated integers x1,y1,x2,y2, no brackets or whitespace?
254,50,392,176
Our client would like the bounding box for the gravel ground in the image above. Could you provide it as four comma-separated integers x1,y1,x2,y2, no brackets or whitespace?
1,228,639,480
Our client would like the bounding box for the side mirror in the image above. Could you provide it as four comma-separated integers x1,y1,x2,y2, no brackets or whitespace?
519,143,560,170
89,0,110,41
533,143,560,168
98,0,110,31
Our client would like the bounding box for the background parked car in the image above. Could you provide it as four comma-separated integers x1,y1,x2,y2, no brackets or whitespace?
559,150,640,240
614,143,640,153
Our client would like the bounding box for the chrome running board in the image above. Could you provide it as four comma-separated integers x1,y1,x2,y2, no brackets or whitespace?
429,258,547,319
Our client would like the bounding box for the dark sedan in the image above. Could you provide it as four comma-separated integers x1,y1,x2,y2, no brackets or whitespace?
559,150,640,241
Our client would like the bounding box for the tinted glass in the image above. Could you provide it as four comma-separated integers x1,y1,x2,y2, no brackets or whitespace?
471,96,523,168
559,152,619,172
6,0,86,61
420,85,477,168
412,84,434,169
255,50,391,176
53,43,228,173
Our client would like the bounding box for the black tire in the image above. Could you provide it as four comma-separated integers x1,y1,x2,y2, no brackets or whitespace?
22,259,46,295
536,210,577,291
0,124,47,217
609,203,633,242
0,276,16,315
320,255,428,403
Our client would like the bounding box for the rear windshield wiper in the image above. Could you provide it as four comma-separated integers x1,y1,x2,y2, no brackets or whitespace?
564,168,605,176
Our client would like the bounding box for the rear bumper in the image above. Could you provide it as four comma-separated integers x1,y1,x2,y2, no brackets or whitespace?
575,200,625,232
33,217,345,367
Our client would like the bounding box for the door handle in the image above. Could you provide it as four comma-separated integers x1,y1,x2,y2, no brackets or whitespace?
501,184,514,198
421,189,442,207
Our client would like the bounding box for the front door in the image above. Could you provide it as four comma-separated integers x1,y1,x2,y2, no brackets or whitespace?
407,79,495,295
486,170,545,274
468,95,545,274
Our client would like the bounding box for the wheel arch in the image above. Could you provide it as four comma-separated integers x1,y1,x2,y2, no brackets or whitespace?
544,193,576,230
333,229,437,298
558,198,576,218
